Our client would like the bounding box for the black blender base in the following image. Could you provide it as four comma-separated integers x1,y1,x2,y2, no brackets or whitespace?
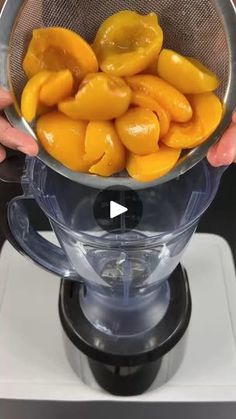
59,265,191,396
88,359,161,397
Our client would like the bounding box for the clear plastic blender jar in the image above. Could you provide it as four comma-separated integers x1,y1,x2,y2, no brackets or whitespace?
7,157,224,337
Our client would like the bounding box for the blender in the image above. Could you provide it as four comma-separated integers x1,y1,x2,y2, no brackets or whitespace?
0,155,224,396
0,0,235,400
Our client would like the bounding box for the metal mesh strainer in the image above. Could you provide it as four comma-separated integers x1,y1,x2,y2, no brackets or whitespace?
0,0,236,189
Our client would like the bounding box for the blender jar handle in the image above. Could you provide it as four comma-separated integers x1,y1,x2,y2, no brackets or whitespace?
7,195,77,279
0,153,77,279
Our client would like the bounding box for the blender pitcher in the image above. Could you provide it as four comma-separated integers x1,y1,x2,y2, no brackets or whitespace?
2,156,225,395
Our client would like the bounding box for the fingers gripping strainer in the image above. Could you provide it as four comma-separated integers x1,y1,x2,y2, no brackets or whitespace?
0,0,236,190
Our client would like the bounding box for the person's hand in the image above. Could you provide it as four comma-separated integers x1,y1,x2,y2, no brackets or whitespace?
0,88,38,162
207,114,236,167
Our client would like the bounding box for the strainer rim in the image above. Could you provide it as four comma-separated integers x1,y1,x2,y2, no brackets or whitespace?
0,0,236,190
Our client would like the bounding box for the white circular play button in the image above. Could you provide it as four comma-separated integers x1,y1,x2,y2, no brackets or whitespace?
110,201,128,219
93,187,143,233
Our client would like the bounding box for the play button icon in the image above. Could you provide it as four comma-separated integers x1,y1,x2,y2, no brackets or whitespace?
94,186,143,233
110,201,128,219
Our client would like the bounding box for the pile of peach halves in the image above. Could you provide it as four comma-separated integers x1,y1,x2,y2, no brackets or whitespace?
21,10,223,182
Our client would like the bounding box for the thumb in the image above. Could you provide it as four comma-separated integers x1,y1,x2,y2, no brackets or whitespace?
207,122,236,167
0,88,13,109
